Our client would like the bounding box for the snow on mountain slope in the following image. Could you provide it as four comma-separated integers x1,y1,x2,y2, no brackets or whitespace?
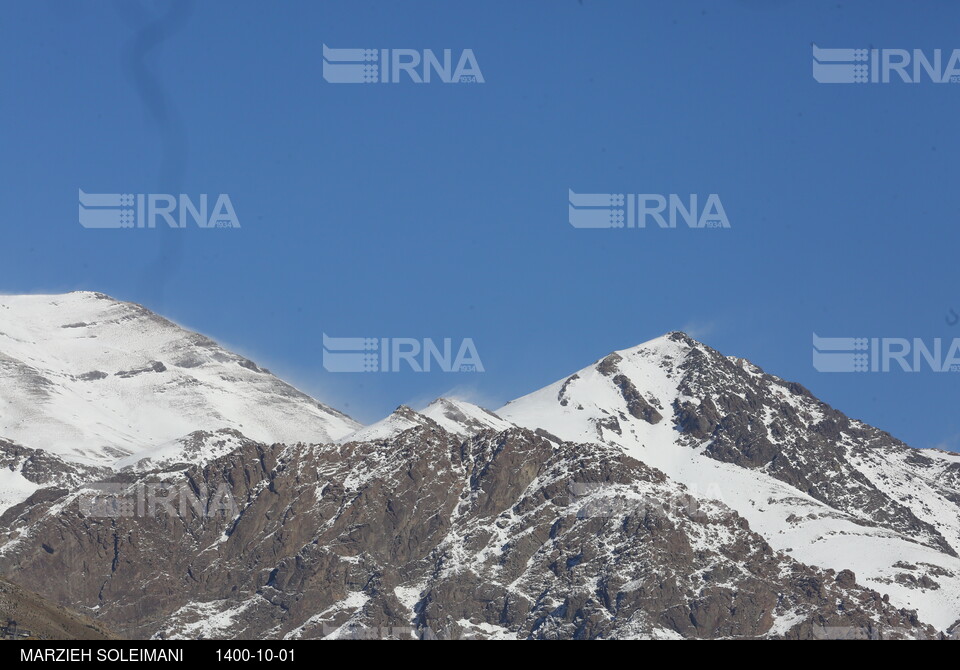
418,398,513,438
0,437,110,517
114,429,260,472
339,405,434,444
846,443,960,566
340,398,513,444
0,467,39,516
0,292,359,465
498,332,960,630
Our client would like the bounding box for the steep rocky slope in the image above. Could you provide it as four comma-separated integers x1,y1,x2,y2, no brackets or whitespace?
0,423,941,639
0,576,117,640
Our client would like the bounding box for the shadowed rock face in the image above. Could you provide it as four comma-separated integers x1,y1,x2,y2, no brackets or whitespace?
0,425,941,640
598,354,663,425
612,374,663,425
0,439,109,491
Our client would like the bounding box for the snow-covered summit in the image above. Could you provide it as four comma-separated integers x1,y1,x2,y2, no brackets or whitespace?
498,330,960,630
0,291,359,465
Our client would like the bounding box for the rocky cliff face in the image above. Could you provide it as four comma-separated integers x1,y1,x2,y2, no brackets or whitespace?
0,422,942,639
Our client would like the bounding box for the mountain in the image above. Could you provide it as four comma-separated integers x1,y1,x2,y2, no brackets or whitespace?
498,332,960,631
0,424,940,639
0,295,957,639
0,292,359,467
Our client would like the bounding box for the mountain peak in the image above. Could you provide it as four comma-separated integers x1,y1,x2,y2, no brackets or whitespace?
0,292,359,465
498,333,960,630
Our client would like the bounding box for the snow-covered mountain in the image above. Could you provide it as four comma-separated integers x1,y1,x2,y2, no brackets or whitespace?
1,296,958,638
0,292,359,466
497,332,960,630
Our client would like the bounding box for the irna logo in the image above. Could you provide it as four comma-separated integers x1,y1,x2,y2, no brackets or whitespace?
322,334,484,373
812,45,960,84
812,334,960,373
568,190,730,229
78,190,240,229
322,45,484,84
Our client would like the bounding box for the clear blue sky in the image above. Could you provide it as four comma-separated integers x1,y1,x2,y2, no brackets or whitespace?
2,0,958,451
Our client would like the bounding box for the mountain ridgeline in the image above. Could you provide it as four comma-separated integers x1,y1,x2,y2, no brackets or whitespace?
0,293,958,639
